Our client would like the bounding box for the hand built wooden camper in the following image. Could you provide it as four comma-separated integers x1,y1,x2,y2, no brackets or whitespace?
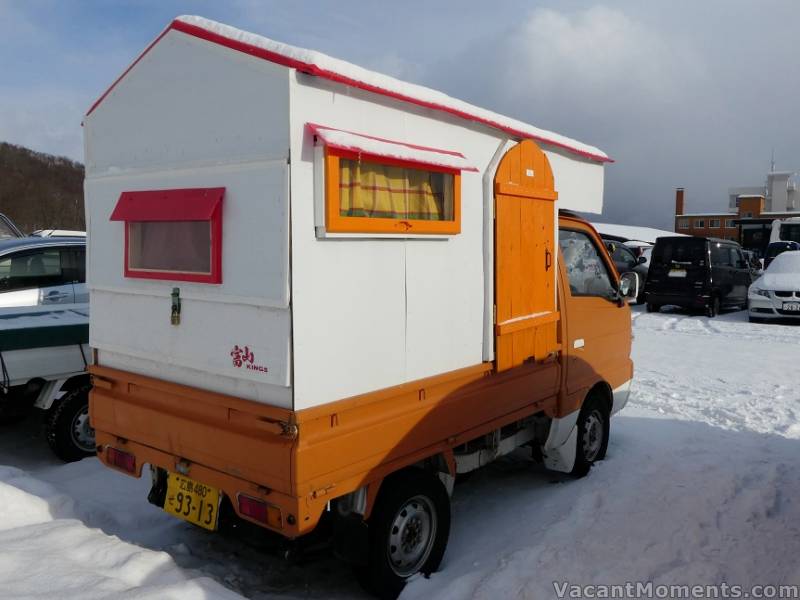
85,16,633,596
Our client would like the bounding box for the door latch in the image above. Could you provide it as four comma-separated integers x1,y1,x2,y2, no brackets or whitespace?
170,288,181,326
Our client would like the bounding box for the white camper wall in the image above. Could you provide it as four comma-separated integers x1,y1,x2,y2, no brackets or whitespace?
289,74,507,409
84,30,293,407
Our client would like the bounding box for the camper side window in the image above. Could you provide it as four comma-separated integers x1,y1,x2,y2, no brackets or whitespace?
110,188,224,284
325,149,461,235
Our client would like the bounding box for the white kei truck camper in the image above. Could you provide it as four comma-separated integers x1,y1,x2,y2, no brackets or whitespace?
85,16,635,598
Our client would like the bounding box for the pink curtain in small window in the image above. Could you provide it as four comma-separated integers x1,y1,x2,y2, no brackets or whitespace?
132,221,211,274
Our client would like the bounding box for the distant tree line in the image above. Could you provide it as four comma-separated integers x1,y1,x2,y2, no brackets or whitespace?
0,142,85,234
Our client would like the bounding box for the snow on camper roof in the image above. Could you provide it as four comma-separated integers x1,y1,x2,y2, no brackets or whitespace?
86,15,610,165
308,123,479,172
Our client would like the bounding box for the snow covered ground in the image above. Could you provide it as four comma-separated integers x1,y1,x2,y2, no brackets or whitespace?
1,307,799,599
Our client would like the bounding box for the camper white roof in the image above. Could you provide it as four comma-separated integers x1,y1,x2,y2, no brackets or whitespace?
88,15,609,167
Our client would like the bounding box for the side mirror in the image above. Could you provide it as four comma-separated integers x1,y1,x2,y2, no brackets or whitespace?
638,255,647,265
619,272,639,303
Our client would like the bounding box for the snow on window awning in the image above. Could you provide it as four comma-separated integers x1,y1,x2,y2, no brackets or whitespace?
308,123,479,172
110,188,224,221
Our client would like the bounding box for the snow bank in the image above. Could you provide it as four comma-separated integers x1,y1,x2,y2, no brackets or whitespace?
0,466,243,600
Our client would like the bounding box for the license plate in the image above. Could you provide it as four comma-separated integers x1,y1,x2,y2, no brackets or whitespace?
668,269,687,278
782,302,800,312
164,473,220,531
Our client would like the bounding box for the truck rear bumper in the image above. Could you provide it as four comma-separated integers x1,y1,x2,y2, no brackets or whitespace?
89,364,309,537
95,430,306,537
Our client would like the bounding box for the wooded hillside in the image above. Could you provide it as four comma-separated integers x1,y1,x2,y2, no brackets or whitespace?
0,142,85,234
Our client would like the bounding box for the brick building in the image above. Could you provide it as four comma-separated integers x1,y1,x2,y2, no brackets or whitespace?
674,171,799,255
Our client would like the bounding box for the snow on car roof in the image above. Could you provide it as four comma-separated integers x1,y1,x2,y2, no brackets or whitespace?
87,15,610,164
767,250,800,273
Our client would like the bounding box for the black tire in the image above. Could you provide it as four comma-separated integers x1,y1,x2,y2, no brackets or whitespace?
356,469,451,599
749,316,764,324
646,302,660,313
705,296,720,318
570,394,610,478
46,385,95,462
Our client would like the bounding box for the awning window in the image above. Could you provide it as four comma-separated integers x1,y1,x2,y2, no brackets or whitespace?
308,123,478,173
110,187,224,284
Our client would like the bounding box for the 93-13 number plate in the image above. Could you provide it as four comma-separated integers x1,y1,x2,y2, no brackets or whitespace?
164,472,220,531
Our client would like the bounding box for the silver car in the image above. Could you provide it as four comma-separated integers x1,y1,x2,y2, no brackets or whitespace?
0,237,88,308
748,250,800,323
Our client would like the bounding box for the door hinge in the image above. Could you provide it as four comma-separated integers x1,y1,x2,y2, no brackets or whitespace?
493,304,497,324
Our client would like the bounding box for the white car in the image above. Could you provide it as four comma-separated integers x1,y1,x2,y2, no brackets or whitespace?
0,236,92,461
748,250,800,323
0,237,88,307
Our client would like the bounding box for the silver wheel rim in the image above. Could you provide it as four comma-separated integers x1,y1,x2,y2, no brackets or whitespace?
581,409,604,462
387,494,437,577
70,405,95,452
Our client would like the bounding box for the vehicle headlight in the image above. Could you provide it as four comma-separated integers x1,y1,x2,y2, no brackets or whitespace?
750,287,770,298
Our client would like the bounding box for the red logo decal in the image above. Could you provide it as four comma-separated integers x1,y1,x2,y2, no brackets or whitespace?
230,345,268,373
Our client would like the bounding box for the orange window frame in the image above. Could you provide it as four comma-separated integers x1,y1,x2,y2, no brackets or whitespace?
324,147,461,235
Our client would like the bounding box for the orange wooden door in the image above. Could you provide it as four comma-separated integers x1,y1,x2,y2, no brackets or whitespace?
494,139,559,371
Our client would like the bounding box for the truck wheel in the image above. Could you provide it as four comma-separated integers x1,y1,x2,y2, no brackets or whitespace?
571,395,609,478
646,302,660,313
356,469,450,599
46,385,95,462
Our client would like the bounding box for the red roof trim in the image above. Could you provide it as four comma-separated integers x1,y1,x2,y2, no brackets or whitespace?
86,25,172,118
86,19,612,164
110,187,225,222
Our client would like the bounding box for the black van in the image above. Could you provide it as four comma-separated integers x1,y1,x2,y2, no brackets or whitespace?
644,236,752,317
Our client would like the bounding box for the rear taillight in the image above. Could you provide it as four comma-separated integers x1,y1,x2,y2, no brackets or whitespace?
237,494,282,528
107,447,136,473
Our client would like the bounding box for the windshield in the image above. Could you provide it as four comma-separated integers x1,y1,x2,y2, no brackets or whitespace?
766,250,800,274
779,223,800,244
651,238,707,267
765,242,800,260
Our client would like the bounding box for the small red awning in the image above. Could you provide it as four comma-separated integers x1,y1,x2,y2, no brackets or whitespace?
308,123,479,172
110,187,225,221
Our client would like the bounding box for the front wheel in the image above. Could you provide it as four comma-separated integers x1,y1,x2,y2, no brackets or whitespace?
46,385,95,462
571,395,610,478
356,469,451,599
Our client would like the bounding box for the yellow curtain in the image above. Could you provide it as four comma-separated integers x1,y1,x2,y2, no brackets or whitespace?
339,159,446,220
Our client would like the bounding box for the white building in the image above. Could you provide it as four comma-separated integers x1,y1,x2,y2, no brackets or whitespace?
728,171,799,212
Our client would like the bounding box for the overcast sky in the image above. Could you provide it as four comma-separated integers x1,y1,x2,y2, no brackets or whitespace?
2,0,798,228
